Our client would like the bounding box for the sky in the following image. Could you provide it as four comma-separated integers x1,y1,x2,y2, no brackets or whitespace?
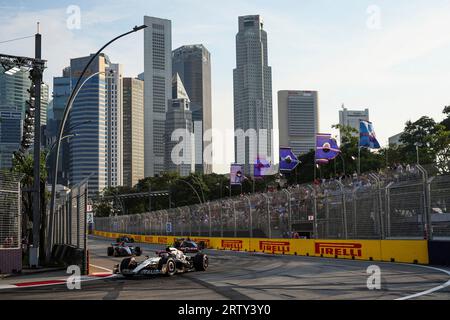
1,0,450,173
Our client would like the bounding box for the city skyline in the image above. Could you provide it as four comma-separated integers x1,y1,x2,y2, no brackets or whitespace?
1,1,450,174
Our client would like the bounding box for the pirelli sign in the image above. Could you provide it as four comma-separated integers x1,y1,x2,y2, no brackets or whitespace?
158,237,168,244
259,240,290,253
315,242,362,257
221,240,243,250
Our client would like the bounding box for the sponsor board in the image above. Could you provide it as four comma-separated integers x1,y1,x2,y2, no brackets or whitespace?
158,237,168,244
133,235,143,242
192,238,211,248
144,236,154,243
314,241,362,257
221,239,243,250
259,240,290,253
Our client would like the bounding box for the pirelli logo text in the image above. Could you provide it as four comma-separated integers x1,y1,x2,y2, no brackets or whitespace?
144,236,154,243
259,241,290,253
158,237,168,244
315,242,362,257
221,240,243,250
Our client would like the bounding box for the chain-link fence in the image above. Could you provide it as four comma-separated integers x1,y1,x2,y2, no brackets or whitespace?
95,165,450,240
0,172,22,273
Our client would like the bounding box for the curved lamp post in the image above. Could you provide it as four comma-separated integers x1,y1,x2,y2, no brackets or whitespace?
48,25,147,257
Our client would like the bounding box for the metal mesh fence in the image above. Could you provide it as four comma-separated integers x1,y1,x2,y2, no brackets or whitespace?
0,172,22,248
95,165,450,240
50,180,88,249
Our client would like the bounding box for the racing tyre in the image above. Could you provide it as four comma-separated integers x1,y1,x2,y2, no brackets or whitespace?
165,258,177,276
107,247,114,256
120,258,137,278
193,253,208,271
134,247,142,256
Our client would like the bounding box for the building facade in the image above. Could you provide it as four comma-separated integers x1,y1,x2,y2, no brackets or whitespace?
233,15,273,174
338,106,369,142
0,66,48,169
106,63,123,188
122,77,145,188
165,73,194,176
69,54,109,195
143,16,172,177
278,90,319,156
48,67,71,186
172,44,212,174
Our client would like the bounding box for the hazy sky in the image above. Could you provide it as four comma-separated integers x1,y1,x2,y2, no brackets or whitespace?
1,0,449,173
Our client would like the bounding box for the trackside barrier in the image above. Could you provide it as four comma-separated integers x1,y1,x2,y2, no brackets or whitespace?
93,230,429,264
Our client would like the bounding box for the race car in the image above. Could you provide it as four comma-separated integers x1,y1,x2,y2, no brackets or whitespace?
113,246,208,277
107,241,142,257
116,235,134,243
173,238,205,253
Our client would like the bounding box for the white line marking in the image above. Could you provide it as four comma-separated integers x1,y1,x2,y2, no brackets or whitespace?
89,264,113,273
396,264,450,300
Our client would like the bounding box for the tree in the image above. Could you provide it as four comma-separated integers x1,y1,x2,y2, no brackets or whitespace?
10,150,48,264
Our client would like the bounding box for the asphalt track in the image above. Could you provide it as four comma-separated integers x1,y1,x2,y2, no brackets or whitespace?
1,236,449,300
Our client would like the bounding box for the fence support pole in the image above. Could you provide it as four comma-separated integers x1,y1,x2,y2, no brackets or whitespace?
282,189,292,237
417,165,432,240
244,196,252,238
336,181,348,239
385,182,393,238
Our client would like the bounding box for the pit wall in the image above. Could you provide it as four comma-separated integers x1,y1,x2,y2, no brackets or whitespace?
93,231,429,265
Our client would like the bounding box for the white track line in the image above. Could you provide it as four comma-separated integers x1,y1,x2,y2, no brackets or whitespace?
396,264,450,300
89,264,113,273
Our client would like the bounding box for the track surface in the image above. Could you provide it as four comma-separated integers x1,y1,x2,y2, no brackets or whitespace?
1,236,449,300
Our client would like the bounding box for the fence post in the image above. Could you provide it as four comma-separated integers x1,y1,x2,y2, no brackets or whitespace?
207,202,212,237
244,196,252,238
385,182,393,238
232,200,237,238
352,189,357,239
282,189,292,238
262,194,271,238
336,181,348,240
220,202,224,238
417,165,432,240
369,173,384,239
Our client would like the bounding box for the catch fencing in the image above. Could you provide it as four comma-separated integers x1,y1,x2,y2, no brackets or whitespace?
48,179,88,273
95,165,450,241
0,172,22,273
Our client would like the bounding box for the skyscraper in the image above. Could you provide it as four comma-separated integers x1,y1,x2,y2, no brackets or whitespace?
48,67,71,186
165,74,194,176
339,106,369,142
278,90,319,156
0,66,48,168
143,16,172,177
172,44,212,174
69,53,109,195
233,15,273,174
106,63,123,188
122,77,144,188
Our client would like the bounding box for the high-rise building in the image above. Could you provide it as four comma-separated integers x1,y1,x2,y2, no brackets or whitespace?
143,16,172,177
48,67,71,185
338,106,369,142
172,44,212,174
106,63,123,188
69,53,110,195
0,110,22,168
122,77,144,188
0,66,48,168
278,90,319,156
233,15,273,174
165,74,194,176
389,132,403,146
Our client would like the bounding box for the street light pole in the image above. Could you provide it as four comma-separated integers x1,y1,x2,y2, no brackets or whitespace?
48,25,147,259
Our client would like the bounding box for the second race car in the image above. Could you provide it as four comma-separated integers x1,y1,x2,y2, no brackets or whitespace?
107,241,142,257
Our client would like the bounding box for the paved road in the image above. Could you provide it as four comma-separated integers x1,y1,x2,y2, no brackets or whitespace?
1,236,449,300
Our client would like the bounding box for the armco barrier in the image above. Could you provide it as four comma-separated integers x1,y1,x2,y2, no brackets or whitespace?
93,231,428,265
